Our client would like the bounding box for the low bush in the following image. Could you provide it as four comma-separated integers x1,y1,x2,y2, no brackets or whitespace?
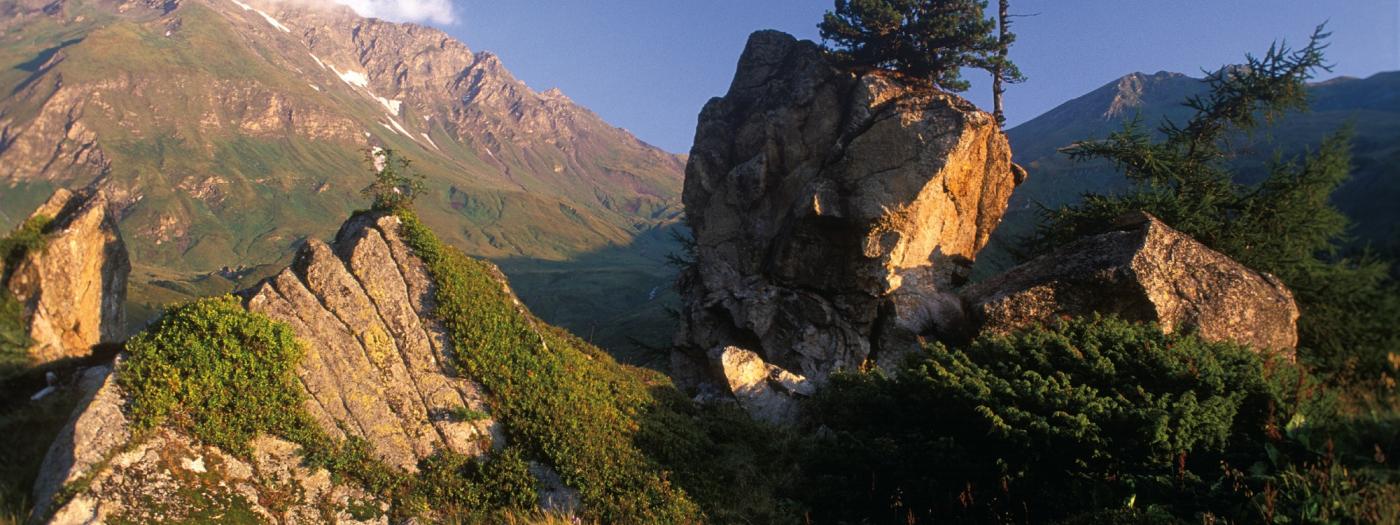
119,295,312,455
0,215,52,383
117,295,535,520
396,209,702,523
800,316,1366,523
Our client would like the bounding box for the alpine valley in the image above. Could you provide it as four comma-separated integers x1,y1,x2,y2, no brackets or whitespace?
0,0,685,358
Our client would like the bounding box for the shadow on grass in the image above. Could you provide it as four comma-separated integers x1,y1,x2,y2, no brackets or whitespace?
493,223,686,370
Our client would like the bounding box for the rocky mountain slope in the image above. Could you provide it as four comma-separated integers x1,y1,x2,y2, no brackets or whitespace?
980,70,1400,274
33,211,502,522
0,0,685,352
26,201,727,523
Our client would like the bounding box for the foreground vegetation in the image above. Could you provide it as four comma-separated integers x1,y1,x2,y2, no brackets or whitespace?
103,205,795,523
805,317,1398,523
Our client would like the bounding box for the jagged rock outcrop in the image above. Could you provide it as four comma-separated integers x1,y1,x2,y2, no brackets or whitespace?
5,187,129,365
243,213,498,469
674,30,1021,419
962,212,1300,353
32,212,502,522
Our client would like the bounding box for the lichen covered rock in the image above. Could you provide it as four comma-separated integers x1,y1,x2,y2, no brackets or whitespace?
962,212,1300,354
33,212,501,522
243,213,499,470
675,30,1020,404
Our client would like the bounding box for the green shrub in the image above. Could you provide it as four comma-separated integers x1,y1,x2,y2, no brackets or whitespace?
362,148,425,211
119,295,312,454
0,293,30,383
0,214,52,383
395,210,702,523
635,390,805,524
403,446,537,519
803,316,1312,523
0,215,51,278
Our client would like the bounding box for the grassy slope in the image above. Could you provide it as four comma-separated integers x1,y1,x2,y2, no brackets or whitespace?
103,211,784,523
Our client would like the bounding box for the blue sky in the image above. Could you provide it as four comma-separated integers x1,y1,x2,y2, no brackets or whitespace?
415,1,1400,153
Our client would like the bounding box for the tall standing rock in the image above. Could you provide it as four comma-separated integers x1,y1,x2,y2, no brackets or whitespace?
675,31,1021,419
5,187,129,364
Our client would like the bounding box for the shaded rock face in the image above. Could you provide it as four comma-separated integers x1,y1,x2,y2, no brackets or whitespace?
5,187,129,364
675,30,1020,404
34,212,500,522
962,212,1300,353
242,212,499,470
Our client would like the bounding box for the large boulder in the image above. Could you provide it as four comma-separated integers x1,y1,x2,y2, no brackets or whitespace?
5,187,129,364
674,31,1021,410
962,212,1300,353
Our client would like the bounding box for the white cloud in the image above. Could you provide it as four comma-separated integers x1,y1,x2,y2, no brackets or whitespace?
332,0,457,25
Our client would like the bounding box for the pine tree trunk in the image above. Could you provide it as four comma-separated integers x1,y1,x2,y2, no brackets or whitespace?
993,0,1010,127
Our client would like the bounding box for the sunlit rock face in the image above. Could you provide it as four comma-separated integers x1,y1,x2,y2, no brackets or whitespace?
963,212,1300,355
6,187,130,365
673,30,1021,420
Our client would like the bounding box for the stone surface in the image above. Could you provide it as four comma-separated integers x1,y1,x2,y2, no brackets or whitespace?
962,212,1300,353
30,364,131,522
674,30,1020,403
709,346,814,425
46,426,386,525
242,213,498,471
5,187,129,365
33,212,504,521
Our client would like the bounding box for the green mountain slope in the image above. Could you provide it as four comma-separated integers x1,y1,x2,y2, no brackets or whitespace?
0,0,685,355
978,70,1400,275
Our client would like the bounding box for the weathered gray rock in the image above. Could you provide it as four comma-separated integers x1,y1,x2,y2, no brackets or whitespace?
5,187,129,364
30,364,131,522
36,362,384,524
34,212,504,521
243,213,498,471
674,30,1020,407
962,212,1300,353
709,346,814,425
47,427,386,525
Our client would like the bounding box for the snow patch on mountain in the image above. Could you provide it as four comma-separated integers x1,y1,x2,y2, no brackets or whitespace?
373,95,402,115
229,0,290,33
333,66,370,89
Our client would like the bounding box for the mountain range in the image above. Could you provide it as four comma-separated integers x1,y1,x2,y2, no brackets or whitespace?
0,0,685,357
979,69,1400,275
3,0,1396,361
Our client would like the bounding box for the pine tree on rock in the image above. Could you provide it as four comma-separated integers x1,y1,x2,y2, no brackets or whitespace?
818,0,1001,92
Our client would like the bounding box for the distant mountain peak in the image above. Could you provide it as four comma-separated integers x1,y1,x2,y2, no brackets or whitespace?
1106,71,1189,119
